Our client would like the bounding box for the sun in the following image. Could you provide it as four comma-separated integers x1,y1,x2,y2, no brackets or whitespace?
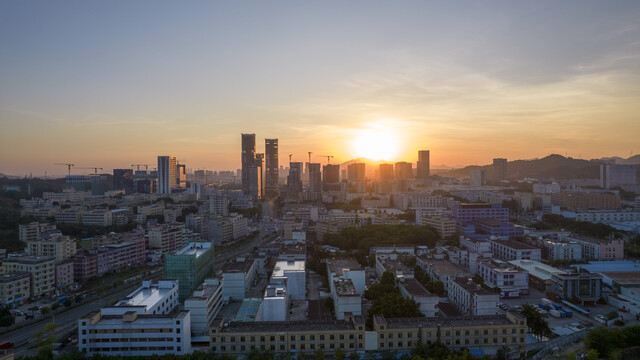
352,122,400,161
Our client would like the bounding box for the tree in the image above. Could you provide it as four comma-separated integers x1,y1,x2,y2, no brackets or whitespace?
315,350,326,360
520,304,552,338
63,298,73,307
584,349,599,360
40,306,50,315
473,273,485,286
0,307,15,327
381,271,396,285
51,302,61,310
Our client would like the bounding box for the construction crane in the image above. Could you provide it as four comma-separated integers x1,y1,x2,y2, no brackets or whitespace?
317,155,334,165
308,152,312,165
131,164,150,171
78,167,104,175
54,163,75,176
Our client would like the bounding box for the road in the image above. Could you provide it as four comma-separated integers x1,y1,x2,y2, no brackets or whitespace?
4,284,143,358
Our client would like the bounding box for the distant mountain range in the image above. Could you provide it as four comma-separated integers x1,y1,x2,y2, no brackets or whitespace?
442,154,640,180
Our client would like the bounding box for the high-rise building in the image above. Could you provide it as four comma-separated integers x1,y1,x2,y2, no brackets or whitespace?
265,138,279,194
470,169,486,187
210,190,229,217
417,150,430,180
164,242,215,301
287,162,303,195
379,164,394,180
323,164,340,191
248,154,264,199
157,156,177,194
394,162,412,179
308,163,322,194
113,169,134,193
493,158,507,183
600,164,637,189
241,133,256,195
176,164,187,188
347,163,366,182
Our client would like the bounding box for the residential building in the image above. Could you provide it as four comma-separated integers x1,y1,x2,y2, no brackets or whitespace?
322,164,340,191
25,232,76,262
113,169,134,193
470,170,486,187
394,162,412,179
308,163,322,196
558,234,624,260
489,239,541,261
230,213,248,240
379,164,394,180
601,164,637,189
448,277,499,316
543,240,582,261
221,259,257,301
82,209,113,226
417,150,430,180
287,162,303,198
261,285,288,321
332,278,361,320
550,192,621,210
272,260,306,301
326,258,366,295
416,258,471,293
265,139,279,195
157,156,177,194
184,278,223,342
210,191,229,217
347,163,366,182
56,259,75,289
2,255,55,299
209,218,233,246
492,158,507,182
453,203,509,224
165,242,215,301
147,224,187,253
78,280,190,356
0,272,30,307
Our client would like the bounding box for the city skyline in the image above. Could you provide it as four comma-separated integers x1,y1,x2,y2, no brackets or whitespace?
2,1,640,176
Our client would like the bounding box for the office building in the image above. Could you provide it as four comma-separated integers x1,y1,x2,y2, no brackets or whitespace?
164,242,215,301
210,191,229,217
477,259,529,296
241,133,256,195
308,163,322,195
261,284,288,321
508,260,567,292
113,169,134,193
347,163,366,182
418,216,457,238
398,279,438,317
453,203,509,224
469,170,486,187
550,192,621,210
543,240,582,261
551,272,602,305
287,162,303,196
221,259,258,301
147,224,187,254
416,258,471,293
157,156,177,194
492,158,507,183
394,162,413,179
416,150,430,180
326,258,366,295
558,234,624,260
78,280,191,356
176,164,187,188
332,278,361,320
272,260,306,301
265,139,279,195
248,153,263,199
600,164,637,189
489,239,541,261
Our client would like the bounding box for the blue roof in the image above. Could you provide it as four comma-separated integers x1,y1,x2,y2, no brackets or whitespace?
234,298,262,322
468,349,486,356
573,261,640,273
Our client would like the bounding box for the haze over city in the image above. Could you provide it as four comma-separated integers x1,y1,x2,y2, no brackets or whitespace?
2,1,640,176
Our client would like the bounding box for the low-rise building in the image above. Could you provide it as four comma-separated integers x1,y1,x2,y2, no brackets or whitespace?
2,255,55,299
78,280,190,357
82,209,114,226
551,272,602,305
558,234,624,261
543,240,582,261
508,259,567,292
376,256,414,280
272,260,306,301
56,259,75,289
0,272,30,307
261,285,288,321
448,277,499,316
326,258,366,295
398,278,438,317
184,278,223,343
147,224,187,254
477,259,529,296
332,278,362,320
489,239,541,261
164,242,215,301
221,259,258,301
420,216,457,238
416,258,471,294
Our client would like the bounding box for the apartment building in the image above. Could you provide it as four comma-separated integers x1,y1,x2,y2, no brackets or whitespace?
147,224,187,253
0,272,31,307
221,259,258,301
2,255,55,299
558,234,623,260
416,258,471,294
398,278,438,317
489,239,541,262
184,278,223,343
476,259,529,296
448,277,499,316
419,216,457,238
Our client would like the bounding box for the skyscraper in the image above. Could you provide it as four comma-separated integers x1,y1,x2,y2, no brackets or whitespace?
379,164,394,180
493,158,507,183
417,150,430,180
176,163,187,188
287,162,303,195
347,163,366,181
323,164,340,191
248,154,264,199
394,161,413,179
265,139,279,195
157,156,177,194
241,133,256,195
308,163,322,194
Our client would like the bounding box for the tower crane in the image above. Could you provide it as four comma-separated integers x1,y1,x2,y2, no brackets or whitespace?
316,155,334,165
54,163,75,176
77,167,104,175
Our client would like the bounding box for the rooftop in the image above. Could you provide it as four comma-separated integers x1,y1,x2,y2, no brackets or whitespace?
4,254,55,264
453,277,493,295
423,259,468,275
326,258,363,276
112,280,177,312
0,272,30,283
222,259,256,273
573,261,640,273
381,314,520,328
400,278,435,298
334,278,359,296
83,310,188,324
273,260,305,277
174,242,212,258
492,240,538,250
218,319,356,333
234,298,262,322
599,271,640,285
508,260,566,281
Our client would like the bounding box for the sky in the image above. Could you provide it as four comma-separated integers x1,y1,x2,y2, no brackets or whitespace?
1,1,640,176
